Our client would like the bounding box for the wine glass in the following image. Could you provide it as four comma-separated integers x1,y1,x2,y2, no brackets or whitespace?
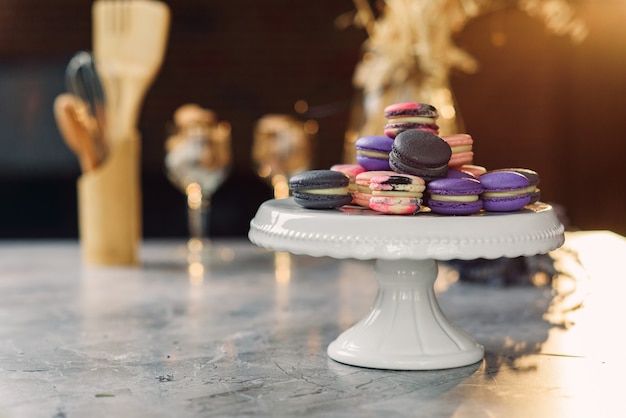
252,114,314,287
165,104,232,258
252,114,313,199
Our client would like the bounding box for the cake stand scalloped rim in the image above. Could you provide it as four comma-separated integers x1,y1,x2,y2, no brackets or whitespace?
248,198,565,261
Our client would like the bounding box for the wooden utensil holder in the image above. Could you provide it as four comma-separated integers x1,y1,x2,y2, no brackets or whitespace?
77,136,141,265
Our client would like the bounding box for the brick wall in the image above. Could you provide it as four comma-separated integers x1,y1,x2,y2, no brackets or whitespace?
1,0,624,236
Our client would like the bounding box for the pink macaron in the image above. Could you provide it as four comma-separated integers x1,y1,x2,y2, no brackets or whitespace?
369,173,426,214
331,164,366,194
458,164,487,177
383,102,439,138
441,134,474,167
353,170,397,208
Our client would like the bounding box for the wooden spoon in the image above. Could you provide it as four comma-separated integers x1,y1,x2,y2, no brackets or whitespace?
53,94,100,173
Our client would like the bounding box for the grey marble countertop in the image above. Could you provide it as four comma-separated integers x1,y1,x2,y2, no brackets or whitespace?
1,231,624,417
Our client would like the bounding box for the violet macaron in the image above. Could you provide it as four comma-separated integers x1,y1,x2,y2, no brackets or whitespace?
446,168,476,179
479,170,531,212
389,129,451,182
427,177,484,215
355,135,394,171
489,168,541,204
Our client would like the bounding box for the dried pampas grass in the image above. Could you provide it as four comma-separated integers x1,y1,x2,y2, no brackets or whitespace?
344,0,586,163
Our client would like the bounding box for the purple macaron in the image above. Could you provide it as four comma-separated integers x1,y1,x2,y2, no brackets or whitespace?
479,171,531,212
446,168,476,179
427,177,484,215
489,168,541,204
355,135,394,171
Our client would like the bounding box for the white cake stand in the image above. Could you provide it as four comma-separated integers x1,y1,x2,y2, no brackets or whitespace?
249,198,565,370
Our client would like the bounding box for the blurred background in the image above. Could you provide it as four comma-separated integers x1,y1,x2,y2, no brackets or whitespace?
1,0,625,239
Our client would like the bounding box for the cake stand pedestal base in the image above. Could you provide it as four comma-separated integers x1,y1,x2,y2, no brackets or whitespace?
327,258,484,370
249,198,564,370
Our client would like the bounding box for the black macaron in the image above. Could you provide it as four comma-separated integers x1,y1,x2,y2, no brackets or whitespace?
389,130,452,182
288,170,353,209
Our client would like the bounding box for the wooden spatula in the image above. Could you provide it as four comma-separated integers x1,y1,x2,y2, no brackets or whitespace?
92,0,170,142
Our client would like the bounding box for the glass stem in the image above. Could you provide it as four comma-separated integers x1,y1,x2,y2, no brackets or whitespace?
186,183,210,243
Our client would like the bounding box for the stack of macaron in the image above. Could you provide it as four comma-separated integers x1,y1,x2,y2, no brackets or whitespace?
288,101,542,215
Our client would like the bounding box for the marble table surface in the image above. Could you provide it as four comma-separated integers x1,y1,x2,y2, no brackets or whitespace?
1,231,624,417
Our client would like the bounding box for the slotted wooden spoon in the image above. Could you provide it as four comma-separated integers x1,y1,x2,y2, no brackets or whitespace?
92,0,170,142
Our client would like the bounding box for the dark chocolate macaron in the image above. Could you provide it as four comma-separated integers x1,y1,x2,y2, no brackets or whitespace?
288,170,353,209
389,130,452,182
